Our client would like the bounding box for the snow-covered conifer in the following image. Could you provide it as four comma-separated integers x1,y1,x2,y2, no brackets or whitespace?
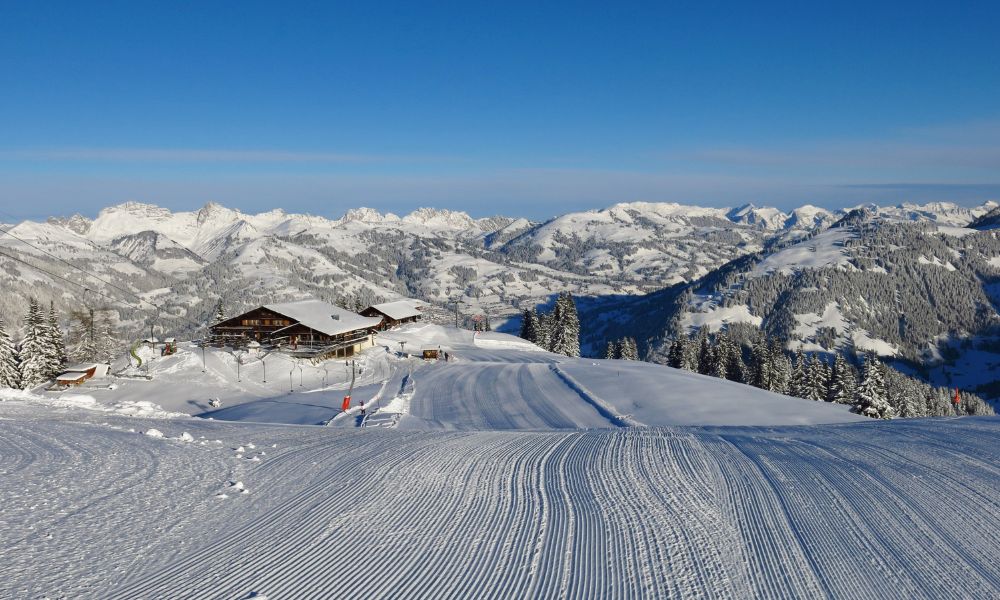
667,337,686,369
0,318,19,389
536,312,552,351
711,332,731,379
805,354,828,401
769,340,790,394
519,309,540,344
856,353,894,419
93,309,120,361
749,336,771,390
18,298,49,388
790,349,807,398
45,301,66,376
618,337,639,360
696,328,713,375
66,308,99,362
548,292,580,357
677,334,699,371
828,354,856,404
213,299,226,324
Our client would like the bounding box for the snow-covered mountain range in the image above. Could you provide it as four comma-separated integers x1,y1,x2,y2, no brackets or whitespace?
3,198,1000,395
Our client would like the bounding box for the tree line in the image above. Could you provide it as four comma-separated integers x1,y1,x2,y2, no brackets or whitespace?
0,298,119,390
665,327,993,419
518,291,581,357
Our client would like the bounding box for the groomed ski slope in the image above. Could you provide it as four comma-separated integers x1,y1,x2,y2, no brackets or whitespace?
1,403,998,599
1,325,998,598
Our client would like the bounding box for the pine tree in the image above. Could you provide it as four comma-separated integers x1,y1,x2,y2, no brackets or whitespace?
66,308,100,363
548,292,580,357
667,337,686,369
679,334,699,372
856,353,894,419
790,349,808,398
45,301,66,376
605,340,618,360
519,309,540,344
213,299,226,324
0,318,20,389
618,337,639,360
828,354,856,404
805,354,828,401
749,335,771,390
18,298,49,388
711,332,731,379
536,312,552,351
561,292,581,357
769,340,790,394
93,309,120,361
696,328,713,375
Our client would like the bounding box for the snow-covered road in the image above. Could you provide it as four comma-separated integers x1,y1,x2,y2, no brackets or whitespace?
2,401,998,599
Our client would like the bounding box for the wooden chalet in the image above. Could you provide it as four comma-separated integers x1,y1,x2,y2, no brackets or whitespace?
361,299,424,331
55,363,110,387
209,299,383,358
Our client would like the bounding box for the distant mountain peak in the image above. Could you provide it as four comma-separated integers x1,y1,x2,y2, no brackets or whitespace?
340,207,397,223
403,207,476,229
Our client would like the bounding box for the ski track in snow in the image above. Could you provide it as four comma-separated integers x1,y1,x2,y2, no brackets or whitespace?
403,362,615,430
1,403,998,599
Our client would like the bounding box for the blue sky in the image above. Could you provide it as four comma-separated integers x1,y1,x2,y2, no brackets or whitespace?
1,1,998,220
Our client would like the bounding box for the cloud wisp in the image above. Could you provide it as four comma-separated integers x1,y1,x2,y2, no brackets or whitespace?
0,147,415,163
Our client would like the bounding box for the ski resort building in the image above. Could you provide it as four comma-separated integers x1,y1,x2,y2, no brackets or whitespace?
209,299,382,358
361,299,424,330
55,363,110,387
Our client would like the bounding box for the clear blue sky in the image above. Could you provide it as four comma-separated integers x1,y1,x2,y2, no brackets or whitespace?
1,1,998,220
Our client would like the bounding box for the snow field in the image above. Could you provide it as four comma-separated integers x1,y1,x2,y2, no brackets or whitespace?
2,402,998,598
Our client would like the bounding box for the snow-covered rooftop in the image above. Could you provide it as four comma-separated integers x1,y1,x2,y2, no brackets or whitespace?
265,299,382,337
56,372,88,382
367,299,424,320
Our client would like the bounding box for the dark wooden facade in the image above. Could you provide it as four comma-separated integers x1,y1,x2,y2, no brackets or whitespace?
209,306,375,357
360,307,421,331
210,307,296,344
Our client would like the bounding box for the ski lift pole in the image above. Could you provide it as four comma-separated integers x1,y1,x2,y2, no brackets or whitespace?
341,360,357,412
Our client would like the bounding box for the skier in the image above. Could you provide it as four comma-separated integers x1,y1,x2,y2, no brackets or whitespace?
360,401,366,416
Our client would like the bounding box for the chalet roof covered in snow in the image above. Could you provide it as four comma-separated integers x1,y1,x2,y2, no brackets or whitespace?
366,299,424,320
56,372,89,382
265,300,382,337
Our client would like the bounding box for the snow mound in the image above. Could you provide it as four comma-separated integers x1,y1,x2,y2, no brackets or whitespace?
0,388,187,418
